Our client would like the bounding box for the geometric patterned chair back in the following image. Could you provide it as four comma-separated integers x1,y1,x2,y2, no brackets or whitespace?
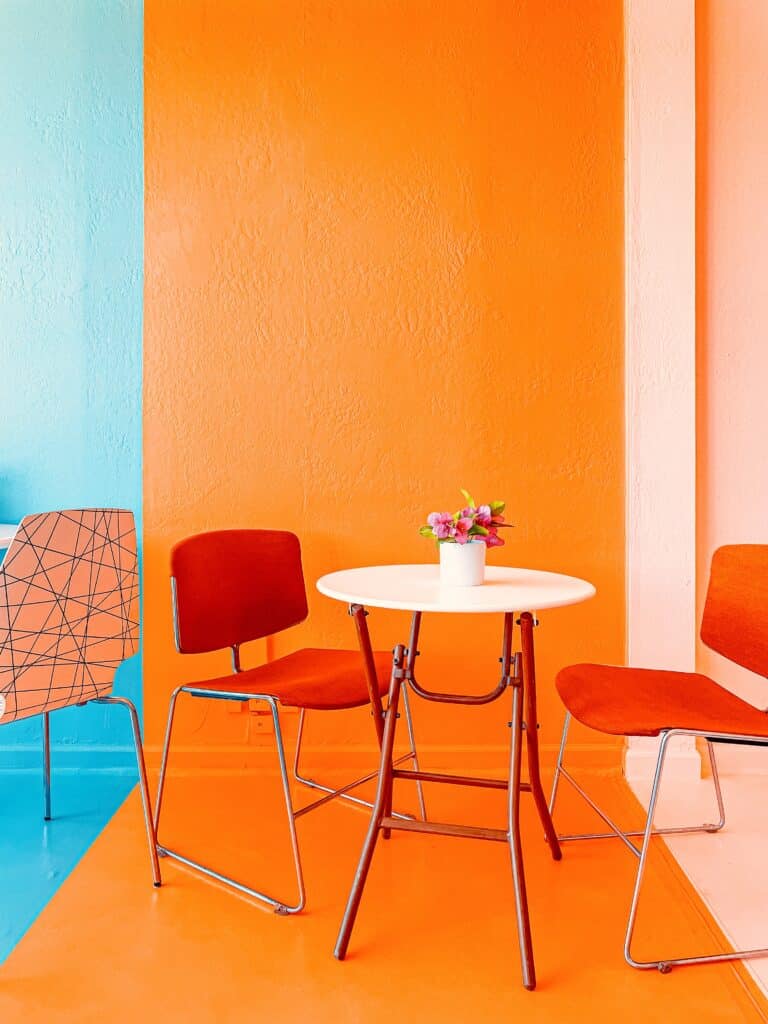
0,509,139,725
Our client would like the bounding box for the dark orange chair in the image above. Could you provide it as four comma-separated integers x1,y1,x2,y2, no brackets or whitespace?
153,529,425,913
551,545,768,973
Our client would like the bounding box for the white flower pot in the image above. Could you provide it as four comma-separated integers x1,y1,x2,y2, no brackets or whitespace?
439,540,486,587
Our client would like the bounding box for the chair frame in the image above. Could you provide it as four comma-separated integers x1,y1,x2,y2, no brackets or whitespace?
548,711,768,972
153,587,426,914
41,700,161,888
0,509,161,888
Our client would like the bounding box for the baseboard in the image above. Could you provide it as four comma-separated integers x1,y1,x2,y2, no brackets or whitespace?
10,738,757,780
0,741,621,776
624,736,702,784
706,743,768,776
0,745,137,774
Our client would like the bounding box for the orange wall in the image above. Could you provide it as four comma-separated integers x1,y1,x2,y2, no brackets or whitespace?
144,1,625,765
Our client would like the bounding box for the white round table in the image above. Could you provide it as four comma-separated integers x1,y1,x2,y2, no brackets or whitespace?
317,563,595,613
317,562,595,991
0,524,17,548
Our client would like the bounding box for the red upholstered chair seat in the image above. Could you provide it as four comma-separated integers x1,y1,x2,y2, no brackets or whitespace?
188,648,393,711
557,547,768,742
556,663,768,739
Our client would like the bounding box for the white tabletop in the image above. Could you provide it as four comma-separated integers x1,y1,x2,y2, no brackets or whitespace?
317,564,595,614
0,524,17,547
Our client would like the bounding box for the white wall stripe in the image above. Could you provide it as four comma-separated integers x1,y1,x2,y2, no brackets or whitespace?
624,0,700,781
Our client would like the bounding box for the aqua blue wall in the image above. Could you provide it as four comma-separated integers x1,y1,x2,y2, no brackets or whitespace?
0,0,143,769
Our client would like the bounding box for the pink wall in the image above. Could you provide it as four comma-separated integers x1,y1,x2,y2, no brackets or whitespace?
697,1,768,709
624,1,698,780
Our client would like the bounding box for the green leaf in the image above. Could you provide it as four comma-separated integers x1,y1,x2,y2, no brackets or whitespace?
460,488,476,508
490,500,506,514
418,525,435,538
469,524,489,536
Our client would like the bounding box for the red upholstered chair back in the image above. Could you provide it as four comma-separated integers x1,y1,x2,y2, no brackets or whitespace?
700,544,768,677
170,530,309,654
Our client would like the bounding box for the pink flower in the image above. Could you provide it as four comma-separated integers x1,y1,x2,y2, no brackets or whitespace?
475,504,493,527
427,512,454,540
420,494,508,548
454,517,474,544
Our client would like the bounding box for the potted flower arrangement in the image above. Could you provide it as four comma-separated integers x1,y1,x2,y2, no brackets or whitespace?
419,489,507,586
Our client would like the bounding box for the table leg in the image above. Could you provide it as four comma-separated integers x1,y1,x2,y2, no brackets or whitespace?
383,611,423,839
381,762,395,841
335,644,405,961
335,612,542,989
350,604,385,747
519,612,562,861
508,648,536,991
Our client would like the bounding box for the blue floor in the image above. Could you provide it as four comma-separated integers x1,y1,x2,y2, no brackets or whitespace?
0,773,134,963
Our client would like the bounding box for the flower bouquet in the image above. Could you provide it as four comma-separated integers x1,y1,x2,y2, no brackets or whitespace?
419,490,508,586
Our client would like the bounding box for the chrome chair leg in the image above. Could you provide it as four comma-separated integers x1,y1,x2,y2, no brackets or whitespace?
292,707,424,822
154,688,305,913
548,712,726,846
293,708,376,814
706,740,726,831
93,695,162,887
548,710,571,815
548,707,768,972
42,711,52,821
551,718,764,972
153,684,183,834
401,683,427,821
270,700,306,914
624,730,768,971
624,732,670,969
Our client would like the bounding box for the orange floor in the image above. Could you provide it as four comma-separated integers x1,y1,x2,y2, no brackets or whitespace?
1,768,765,1023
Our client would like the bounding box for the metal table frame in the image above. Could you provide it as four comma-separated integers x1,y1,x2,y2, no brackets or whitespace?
334,606,561,991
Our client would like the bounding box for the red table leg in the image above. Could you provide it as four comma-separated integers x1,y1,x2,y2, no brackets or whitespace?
350,604,385,746
334,644,406,960
507,642,536,990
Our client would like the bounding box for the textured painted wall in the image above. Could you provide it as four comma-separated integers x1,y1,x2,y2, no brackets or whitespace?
696,1,768,765
144,0,624,765
623,1,699,782
0,0,143,765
